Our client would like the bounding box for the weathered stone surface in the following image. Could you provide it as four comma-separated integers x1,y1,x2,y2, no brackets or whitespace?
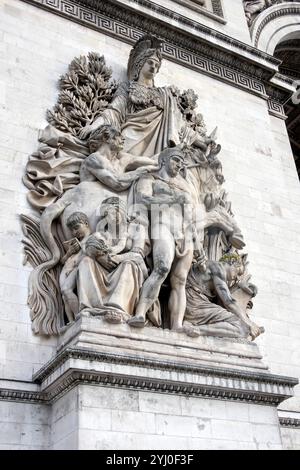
22,33,263,346
0,0,300,450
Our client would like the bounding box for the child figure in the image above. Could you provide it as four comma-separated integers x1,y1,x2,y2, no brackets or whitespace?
60,212,111,323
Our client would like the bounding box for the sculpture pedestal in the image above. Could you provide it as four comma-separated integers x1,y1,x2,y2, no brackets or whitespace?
34,316,298,449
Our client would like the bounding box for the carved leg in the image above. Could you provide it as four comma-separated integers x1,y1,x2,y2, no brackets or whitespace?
169,248,194,331
128,233,175,328
60,269,79,323
184,321,249,339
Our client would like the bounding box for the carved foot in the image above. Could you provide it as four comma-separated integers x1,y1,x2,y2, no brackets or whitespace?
248,326,265,341
127,316,146,328
171,326,185,334
183,325,200,338
58,320,75,334
104,311,123,324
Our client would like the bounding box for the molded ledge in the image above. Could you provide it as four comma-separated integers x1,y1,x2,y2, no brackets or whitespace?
28,316,300,406
1,317,298,406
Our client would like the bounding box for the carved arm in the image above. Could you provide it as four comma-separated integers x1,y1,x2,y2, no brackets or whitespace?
213,274,261,339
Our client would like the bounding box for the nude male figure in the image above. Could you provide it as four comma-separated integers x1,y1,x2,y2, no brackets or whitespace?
128,146,196,331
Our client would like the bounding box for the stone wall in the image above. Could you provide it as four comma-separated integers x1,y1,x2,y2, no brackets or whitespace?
50,385,282,450
0,400,49,449
280,426,300,450
0,0,300,449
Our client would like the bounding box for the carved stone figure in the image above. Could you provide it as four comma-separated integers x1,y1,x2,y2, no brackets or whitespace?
184,253,264,340
79,35,213,156
128,146,195,331
82,124,159,189
21,33,263,342
59,211,93,323
243,0,273,25
75,197,150,324
25,124,156,334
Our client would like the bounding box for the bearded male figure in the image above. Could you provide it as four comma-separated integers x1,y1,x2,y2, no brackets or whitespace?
184,253,264,340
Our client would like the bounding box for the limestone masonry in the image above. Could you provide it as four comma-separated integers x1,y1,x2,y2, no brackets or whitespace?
0,0,300,450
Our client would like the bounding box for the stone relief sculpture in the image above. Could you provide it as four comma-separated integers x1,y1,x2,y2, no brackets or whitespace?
243,1,272,25
64,197,149,326
128,146,195,331
21,34,264,341
184,252,264,340
242,1,288,25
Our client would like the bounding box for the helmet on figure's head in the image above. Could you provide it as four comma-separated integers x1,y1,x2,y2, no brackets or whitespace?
127,34,163,81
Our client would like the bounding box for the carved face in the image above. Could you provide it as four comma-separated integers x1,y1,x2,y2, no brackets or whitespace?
70,221,90,240
231,263,245,280
165,154,184,177
103,206,126,228
196,259,207,274
139,56,160,81
109,133,124,154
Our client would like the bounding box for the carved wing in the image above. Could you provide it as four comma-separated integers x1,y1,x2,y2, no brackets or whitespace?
21,214,64,335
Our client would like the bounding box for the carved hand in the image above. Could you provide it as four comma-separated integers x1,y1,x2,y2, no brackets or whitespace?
175,193,187,205
249,321,262,340
120,166,157,183
79,125,95,140
97,254,117,271
79,116,104,139
68,239,81,254
134,165,159,176
205,136,216,145
61,239,81,263
146,164,160,173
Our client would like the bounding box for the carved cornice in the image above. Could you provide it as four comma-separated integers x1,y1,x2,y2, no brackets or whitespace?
44,370,292,405
22,0,280,68
32,347,296,387
0,347,298,405
279,417,300,428
252,4,300,48
20,0,284,101
265,72,295,119
275,73,295,87
0,388,46,404
32,347,298,406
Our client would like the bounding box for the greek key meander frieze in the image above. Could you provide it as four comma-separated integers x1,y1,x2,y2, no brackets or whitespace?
22,0,280,64
21,0,284,102
267,99,287,119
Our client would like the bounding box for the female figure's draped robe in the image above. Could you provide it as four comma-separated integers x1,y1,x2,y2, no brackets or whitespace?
102,82,197,157
77,253,146,320
76,224,151,322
